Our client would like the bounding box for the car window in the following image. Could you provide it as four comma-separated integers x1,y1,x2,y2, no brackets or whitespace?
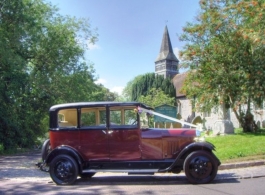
81,111,96,126
80,107,106,128
110,110,121,125
99,110,106,124
58,109,77,128
109,107,138,128
124,109,137,125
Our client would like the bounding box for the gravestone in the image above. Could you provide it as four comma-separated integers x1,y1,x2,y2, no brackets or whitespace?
213,120,234,135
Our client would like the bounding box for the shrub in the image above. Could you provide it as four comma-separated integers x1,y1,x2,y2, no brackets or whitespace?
0,143,4,155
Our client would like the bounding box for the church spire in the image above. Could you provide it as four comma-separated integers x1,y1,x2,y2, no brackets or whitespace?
155,26,179,79
156,26,178,62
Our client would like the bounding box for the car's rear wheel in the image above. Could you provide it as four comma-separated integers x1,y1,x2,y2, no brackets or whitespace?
49,154,78,185
41,139,51,162
79,172,96,179
184,151,218,184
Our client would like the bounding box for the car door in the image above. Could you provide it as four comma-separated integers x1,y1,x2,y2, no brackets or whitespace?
50,108,80,150
78,107,109,161
108,106,141,160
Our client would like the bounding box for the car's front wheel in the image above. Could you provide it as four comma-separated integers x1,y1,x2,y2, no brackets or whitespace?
184,151,218,184
49,154,78,185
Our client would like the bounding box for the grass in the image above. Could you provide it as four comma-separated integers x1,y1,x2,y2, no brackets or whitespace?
205,128,265,163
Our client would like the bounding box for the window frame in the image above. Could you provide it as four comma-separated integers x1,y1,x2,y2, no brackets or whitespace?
108,106,139,129
79,106,107,130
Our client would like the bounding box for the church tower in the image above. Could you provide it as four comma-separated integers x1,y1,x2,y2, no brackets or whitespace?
155,26,179,79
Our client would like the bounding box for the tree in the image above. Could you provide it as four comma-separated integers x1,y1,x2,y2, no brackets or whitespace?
179,0,265,132
121,75,143,101
0,0,109,149
137,88,175,128
126,73,175,101
138,88,175,108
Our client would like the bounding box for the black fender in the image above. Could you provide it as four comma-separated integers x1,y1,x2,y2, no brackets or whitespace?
45,145,84,172
159,141,220,172
41,139,50,162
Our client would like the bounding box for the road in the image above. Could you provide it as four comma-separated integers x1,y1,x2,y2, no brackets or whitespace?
1,174,265,195
1,152,265,195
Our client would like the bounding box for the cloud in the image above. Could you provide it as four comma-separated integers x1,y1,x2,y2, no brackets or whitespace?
174,47,188,73
173,47,180,59
88,43,100,50
88,42,100,50
110,86,124,95
95,78,106,85
95,78,124,95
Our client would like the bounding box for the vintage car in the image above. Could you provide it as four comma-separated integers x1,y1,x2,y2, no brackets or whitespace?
41,102,220,185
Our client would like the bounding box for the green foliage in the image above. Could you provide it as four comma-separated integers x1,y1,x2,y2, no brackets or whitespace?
122,75,143,101
179,0,265,132
0,144,4,155
92,84,118,101
138,88,175,127
138,88,175,108
0,0,113,151
126,73,175,101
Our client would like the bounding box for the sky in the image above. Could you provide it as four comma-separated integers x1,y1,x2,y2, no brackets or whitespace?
49,0,201,95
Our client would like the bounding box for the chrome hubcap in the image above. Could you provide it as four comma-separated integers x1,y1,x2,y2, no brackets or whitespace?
55,161,71,179
190,157,212,179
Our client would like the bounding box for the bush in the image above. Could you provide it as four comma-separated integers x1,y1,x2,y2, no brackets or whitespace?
0,143,4,155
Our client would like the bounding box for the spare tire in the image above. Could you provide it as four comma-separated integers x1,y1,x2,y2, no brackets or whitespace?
41,139,51,162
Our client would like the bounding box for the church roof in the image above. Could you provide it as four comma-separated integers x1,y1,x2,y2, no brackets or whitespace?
155,26,179,62
172,72,188,97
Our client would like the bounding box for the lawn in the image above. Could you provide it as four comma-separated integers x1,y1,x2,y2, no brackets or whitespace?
205,128,265,163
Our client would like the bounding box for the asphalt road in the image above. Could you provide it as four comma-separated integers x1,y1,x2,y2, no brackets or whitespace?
1,176,265,195
1,152,265,195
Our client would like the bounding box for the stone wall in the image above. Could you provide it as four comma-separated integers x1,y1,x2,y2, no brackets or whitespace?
177,98,265,134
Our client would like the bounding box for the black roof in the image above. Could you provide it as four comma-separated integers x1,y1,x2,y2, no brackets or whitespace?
49,101,152,111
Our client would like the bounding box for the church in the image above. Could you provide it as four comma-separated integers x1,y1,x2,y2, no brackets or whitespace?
154,26,265,134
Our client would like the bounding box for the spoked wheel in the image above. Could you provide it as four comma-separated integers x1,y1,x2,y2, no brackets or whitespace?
41,139,51,162
79,172,96,179
49,154,78,185
184,151,218,184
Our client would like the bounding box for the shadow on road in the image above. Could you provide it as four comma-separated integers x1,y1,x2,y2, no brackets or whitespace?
0,151,240,195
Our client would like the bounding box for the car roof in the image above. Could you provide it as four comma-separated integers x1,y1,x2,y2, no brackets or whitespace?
49,101,152,111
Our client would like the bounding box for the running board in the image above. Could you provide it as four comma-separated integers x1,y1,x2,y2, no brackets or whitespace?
82,169,158,173
128,172,154,175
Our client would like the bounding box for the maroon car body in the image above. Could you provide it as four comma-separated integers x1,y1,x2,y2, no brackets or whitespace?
42,102,220,185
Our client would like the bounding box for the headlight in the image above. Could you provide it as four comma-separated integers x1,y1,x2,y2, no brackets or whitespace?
194,129,205,142
196,129,201,137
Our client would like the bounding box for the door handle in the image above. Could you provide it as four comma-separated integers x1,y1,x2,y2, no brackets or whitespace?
102,130,113,134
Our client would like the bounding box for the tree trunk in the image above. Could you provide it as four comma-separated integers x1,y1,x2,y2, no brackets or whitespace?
232,105,258,133
242,112,254,132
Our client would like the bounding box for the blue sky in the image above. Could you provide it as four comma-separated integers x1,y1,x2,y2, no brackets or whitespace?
49,0,200,94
